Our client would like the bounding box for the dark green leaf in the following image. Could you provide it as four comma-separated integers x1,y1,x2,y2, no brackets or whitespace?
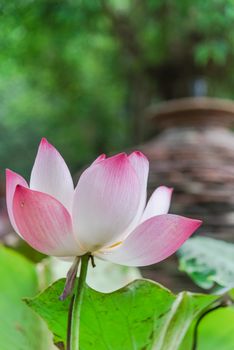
25,278,218,350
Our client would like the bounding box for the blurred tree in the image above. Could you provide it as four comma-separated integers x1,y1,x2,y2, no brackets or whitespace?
1,0,234,175
0,0,127,176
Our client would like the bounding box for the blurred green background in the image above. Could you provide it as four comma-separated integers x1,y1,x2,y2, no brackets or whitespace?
1,0,234,176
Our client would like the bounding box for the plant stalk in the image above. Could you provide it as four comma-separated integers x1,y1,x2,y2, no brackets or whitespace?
68,253,90,350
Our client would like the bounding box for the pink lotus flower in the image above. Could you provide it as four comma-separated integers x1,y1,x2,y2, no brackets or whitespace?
6,138,201,266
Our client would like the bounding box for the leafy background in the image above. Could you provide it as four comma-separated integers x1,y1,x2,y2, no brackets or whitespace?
1,0,234,175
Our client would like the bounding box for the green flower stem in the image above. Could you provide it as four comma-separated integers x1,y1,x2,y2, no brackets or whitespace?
70,253,90,350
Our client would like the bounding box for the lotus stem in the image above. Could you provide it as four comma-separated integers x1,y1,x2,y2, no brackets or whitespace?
69,253,90,350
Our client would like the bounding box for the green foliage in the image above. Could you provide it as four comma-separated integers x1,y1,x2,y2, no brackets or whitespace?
196,307,234,350
0,0,128,176
0,244,141,349
178,237,234,289
179,306,234,350
0,245,54,350
25,278,218,350
1,245,234,350
2,1,234,174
